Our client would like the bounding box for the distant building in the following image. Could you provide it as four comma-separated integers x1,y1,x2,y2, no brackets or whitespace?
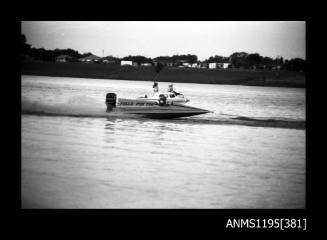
208,62,230,69
253,65,266,70
175,60,187,67
191,63,199,68
216,63,231,69
153,60,173,67
141,63,152,67
56,55,72,62
209,63,217,69
102,59,114,64
121,60,133,66
223,63,231,69
199,62,208,68
78,54,101,63
182,62,191,67
100,56,117,64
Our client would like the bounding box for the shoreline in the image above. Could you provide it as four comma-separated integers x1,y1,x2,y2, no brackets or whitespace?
21,60,305,88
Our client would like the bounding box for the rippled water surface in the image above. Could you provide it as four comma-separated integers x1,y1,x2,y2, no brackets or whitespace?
21,75,305,208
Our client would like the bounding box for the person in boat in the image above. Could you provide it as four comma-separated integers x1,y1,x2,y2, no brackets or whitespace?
168,84,174,92
168,83,180,95
153,81,159,92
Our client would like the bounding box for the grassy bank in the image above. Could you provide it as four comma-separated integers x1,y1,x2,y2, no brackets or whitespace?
21,60,305,88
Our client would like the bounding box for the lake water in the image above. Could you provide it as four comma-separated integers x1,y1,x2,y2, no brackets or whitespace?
21,75,305,208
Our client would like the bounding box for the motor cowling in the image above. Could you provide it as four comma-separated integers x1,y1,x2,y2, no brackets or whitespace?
106,93,117,111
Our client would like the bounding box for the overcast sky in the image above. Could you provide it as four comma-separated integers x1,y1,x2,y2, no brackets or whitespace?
21,21,305,61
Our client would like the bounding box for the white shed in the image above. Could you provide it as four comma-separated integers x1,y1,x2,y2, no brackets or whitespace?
121,60,133,66
223,63,231,69
209,63,217,69
141,63,151,66
182,63,191,67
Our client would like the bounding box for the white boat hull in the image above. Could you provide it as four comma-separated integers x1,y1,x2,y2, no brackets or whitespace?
114,104,211,119
105,94,211,119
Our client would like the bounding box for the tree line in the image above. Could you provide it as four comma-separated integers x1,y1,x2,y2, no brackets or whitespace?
216,52,306,72
21,34,306,72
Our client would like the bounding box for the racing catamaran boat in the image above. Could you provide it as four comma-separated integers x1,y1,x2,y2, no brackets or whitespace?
105,92,212,119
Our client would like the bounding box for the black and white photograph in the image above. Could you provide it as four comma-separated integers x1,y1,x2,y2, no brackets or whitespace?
21,21,306,210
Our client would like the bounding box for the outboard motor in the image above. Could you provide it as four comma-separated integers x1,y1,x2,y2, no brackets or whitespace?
106,93,117,111
158,94,167,106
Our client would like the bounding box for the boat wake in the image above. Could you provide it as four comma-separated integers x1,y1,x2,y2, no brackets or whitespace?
21,96,137,119
22,97,305,130
175,116,305,130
